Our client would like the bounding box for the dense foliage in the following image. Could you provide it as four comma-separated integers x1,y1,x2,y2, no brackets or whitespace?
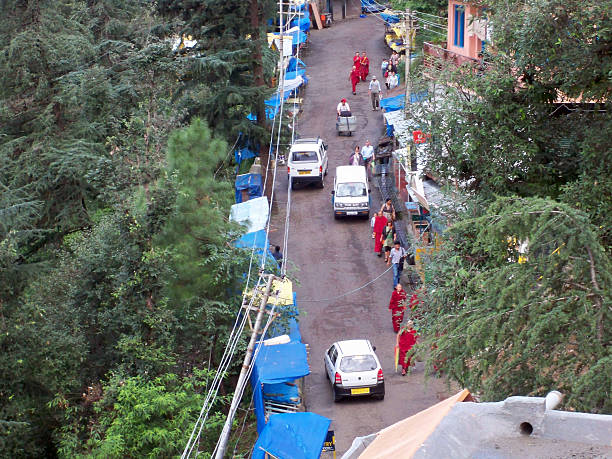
1,0,277,456
415,0,612,412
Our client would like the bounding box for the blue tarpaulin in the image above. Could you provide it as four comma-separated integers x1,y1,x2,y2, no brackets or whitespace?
271,30,307,45
285,69,306,80
290,16,311,32
252,413,331,459
234,147,257,165
380,94,405,112
268,292,301,342
251,341,309,432
381,12,400,23
234,173,263,203
361,0,385,13
263,381,300,404
287,57,305,72
386,119,394,136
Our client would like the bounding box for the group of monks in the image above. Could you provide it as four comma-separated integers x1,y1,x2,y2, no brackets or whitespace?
349,51,370,94
389,284,420,375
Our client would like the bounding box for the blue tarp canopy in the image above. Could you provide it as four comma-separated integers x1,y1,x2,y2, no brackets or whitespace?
361,0,385,13
254,341,309,385
268,292,301,342
380,94,405,112
234,147,257,165
234,173,263,203
272,30,307,45
287,57,305,72
290,16,311,32
251,341,309,432
235,228,269,251
230,196,269,233
252,413,331,459
263,380,300,404
381,12,400,23
285,69,306,80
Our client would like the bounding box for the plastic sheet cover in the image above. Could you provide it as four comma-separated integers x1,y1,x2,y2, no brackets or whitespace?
252,413,331,459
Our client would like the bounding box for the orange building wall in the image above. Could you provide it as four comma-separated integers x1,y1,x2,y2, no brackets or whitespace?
446,1,482,61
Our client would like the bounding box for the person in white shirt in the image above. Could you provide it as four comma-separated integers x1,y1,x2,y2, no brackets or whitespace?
368,76,382,110
336,98,351,117
386,71,399,89
361,139,375,173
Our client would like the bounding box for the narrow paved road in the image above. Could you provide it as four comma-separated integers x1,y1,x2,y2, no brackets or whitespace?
270,12,454,455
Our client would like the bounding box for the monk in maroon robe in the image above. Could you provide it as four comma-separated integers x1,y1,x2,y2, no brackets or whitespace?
388,283,407,332
373,211,387,255
397,321,417,375
353,51,361,70
349,65,360,94
360,52,370,81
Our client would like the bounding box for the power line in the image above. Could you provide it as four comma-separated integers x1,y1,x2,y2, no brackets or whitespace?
299,265,393,302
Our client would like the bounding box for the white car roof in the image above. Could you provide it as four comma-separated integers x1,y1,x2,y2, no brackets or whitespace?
335,165,367,182
336,339,372,355
290,142,320,152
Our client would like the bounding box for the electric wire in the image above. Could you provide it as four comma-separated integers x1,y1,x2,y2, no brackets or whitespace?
299,265,393,302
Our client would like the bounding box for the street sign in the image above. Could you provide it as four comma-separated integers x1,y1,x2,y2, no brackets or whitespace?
322,430,336,453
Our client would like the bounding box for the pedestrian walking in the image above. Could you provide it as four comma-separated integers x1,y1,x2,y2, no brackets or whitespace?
360,52,370,81
349,65,360,95
361,139,375,173
390,50,399,72
373,211,387,256
381,220,395,262
381,198,396,221
368,76,382,110
353,51,361,71
381,58,389,77
271,245,283,267
388,241,407,287
396,320,417,376
348,146,364,166
386,70,399,90
388,283,407,333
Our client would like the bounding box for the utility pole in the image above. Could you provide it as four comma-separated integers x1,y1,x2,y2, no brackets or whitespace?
214,274,275,459
404,8,412,117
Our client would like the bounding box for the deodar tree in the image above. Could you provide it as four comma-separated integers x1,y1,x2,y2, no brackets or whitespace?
420,197,611,413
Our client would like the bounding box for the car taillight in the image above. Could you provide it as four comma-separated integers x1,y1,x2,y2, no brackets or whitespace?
319,165,322,174
334,372,342,384
287,166,290,174
377,368,384,382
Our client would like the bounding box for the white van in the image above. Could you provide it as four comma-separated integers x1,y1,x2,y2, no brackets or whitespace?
332,166,371,218
287,138,328,189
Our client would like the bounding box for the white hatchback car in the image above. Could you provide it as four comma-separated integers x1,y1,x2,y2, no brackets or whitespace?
324,339,385,402
287,137,328,189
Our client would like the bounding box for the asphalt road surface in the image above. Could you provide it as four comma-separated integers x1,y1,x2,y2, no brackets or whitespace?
269,12,455,455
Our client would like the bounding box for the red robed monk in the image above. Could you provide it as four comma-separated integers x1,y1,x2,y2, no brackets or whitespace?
373,211,387,256
388,283,407,332
349,65,360,95
397,320,417,376
360,52,370,81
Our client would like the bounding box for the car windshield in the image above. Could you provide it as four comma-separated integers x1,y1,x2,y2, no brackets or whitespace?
292,150,318,162
336,182,366,197
339,355,377,372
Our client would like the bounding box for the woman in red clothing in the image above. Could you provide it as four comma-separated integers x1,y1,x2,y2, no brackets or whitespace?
373,211,387,256
396,320,417,376
349,65,360,95
360,52,370,81
388,283,407,332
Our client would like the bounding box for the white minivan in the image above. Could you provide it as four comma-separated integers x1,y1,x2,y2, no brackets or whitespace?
332,165,371,218
287,138,328,189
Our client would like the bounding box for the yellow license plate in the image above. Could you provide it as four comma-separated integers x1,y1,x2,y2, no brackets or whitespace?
298,170,310,175
351,387,370,395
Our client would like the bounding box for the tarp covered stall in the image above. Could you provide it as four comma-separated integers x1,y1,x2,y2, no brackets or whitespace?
268,292,301,342
230,196,269,233
234,229,277,267
290,16,311,32
234,173,263,203
252,412,331,459
380,94,405,112
251,341,310,432
234,147,258,165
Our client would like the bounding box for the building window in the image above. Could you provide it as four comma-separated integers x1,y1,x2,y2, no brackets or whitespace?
454,5,465,48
